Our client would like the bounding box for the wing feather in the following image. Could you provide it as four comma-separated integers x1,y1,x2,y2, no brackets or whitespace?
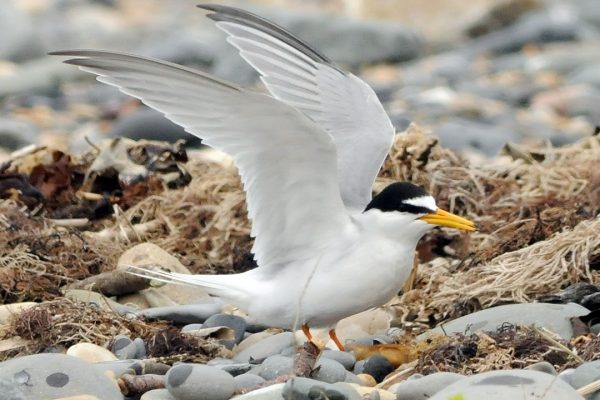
52,50,351,268
199,4,395,210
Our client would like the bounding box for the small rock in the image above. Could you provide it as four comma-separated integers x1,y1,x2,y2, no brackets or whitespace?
258,355,294,380
344,371,362,384
0,353,122,399
207,358,252,376
419,303,590,341
112,336,136,360
133,338,147,359
166,363,234,400
117,243,209,305
202,313,247,348
141,303,222,324
93,360,140,379
362,356,394,383
282,377,361,400
334,309,392,344
558,368,575,385
181,324,203,332
0,302,37,325
312,358,347,383
141,389,176,400
356,373,377,387
525,361,558,375
352,360,366,375
234,373,266,392
66,343,117,363
390,372,465,399
234,382,285,399
234,332,296,363
430,369,582,399
321,350,356,370
571,360,600,390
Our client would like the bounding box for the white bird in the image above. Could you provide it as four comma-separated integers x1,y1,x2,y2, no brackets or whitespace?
52,4,475,351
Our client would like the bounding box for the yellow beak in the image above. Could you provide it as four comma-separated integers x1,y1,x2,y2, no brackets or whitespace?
418,208,476,231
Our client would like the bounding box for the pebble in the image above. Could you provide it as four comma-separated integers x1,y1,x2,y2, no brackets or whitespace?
0,353,122,399
207,358,252,376
321,350,356,370
141,303,223,324
312,357,347,384
430,369,583,399
258,355,294,380
233,373,266,392
525,361,558,375
419,303,590,341
282,377,362,400
234,382,285,399
166,363,235,400
0,302,37,325
353,360,366,375
181,323,203,332
362,355,394,383
356,373,377,387
570,360,600,390
141,389,176,400
202,313,247,348
66,343,118,363
390,372,465,399
234,332,296,363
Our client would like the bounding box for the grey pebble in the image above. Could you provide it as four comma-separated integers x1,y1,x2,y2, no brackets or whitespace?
141,303,222,324
166,363,234,400
362,355,394,383
0,353,122,399
283,377,361,400
390,372,465,399
571,360,600,390
312,357,347,383
141,388,176,400
181,324,203,332
234,373,266,392
430,369,583,399
353,360,366,375
207,358,252,376
343,371,362,384
234,332,296,363
525,361,557,376
258,355,294,380
321,350,356,370
202,313,247,348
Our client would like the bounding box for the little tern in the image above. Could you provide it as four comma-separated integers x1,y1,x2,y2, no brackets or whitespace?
52,4,475,350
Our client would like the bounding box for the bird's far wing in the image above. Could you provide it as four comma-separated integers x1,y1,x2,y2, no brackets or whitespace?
51,50,351,268
199,4,395,211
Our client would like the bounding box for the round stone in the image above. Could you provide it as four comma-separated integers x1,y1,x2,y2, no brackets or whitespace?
362,356,394,383
258,355,293,380
525,361,557,375
234,373,266,392
66,343,117,363
321,350,356,370
166,363,235,400
390,372,464,399
0,353,122,399
313,358,347,383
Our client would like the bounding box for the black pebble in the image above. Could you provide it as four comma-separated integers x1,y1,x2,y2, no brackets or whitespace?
362,355,394,383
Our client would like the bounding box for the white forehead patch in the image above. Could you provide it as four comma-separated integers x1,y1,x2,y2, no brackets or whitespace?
404,196,437,211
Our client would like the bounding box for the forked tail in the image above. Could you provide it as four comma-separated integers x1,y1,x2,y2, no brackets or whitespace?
125,265,248,303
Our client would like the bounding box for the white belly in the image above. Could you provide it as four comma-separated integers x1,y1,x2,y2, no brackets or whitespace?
245,237,415,329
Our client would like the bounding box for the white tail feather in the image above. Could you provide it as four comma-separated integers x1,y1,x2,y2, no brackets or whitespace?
124,265,247,301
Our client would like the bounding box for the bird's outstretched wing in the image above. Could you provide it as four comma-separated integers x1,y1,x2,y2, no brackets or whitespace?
199,4,395,210
51,50,351,267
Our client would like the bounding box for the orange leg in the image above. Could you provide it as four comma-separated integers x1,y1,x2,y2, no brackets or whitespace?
328,329,346,352
302,323,313,342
